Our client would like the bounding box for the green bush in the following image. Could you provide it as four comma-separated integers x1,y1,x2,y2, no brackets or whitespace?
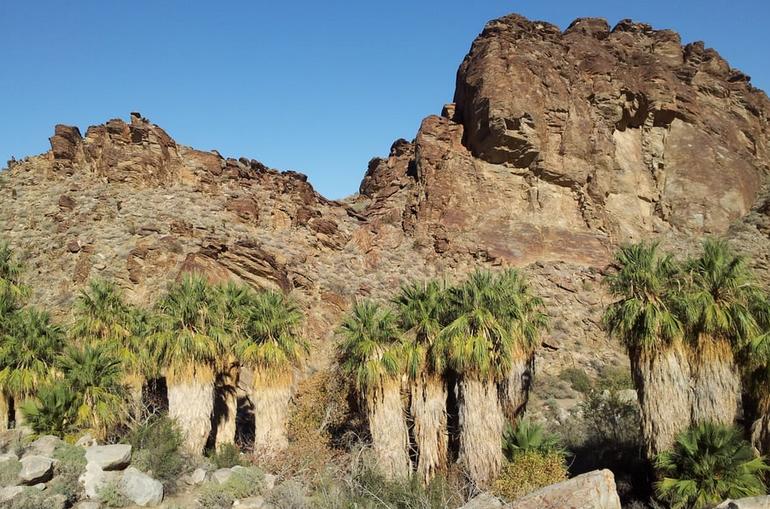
493,451,568,501
503,417,563,460
198,467,265,509
209,443,244,468
124,414,185,487
97,479,129,508
0,457,21,485
596,365,633,392
559,367,593,394
20,384,78,438
655,422,769,509
267,480,310,509
48,443,86,503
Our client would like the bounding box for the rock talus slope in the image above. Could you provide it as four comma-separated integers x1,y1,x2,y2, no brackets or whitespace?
2,14,770,381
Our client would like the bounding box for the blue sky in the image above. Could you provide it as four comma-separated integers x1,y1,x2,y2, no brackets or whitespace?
1,1,768,199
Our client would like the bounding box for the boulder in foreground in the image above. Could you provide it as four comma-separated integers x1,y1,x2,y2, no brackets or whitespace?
507,469,621,509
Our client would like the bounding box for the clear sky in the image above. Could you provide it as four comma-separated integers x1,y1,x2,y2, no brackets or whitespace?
1,1,768,199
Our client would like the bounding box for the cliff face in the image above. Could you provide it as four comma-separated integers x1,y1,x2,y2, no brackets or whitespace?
2,14,770,380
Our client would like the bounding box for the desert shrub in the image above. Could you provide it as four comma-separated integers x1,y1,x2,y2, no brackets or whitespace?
0,457,21,485
267,479,310,509
198,466,265,509
493,450,568,501
48,443,86,503
596,365,633,392
559,367,593,394
655,422,769,509
209,442,244,468
97,479,129,507
124,414,185,487
20,384,78,438
7,488,49,509
503,417,563,460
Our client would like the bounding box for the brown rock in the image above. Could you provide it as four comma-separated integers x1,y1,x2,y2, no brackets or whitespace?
49,125,82,161
58,195,76,211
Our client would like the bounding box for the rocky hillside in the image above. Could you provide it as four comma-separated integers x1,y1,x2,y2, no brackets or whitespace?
2,13,769,387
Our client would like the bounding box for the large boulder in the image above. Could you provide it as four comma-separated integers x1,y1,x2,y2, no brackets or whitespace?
18,455,54,484
716,497,770,509
120,467,163,507
79,461,121,499
27,435,62,457
84,444,132,470
0,486,23,503
508,469,621,509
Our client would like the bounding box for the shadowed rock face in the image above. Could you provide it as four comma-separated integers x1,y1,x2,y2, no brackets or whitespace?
2,13,770,379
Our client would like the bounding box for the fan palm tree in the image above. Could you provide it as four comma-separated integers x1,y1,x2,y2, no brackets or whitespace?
0,308,64,428
339,300,411,479
495,269,547,421
151,275,226,454
603,242,693,459
71,279,147,411
57,343,127,439
746,295,770,454
684,239,760,425
237,289,307,455
442,270,512,487
0,242,26,430
20,384,78,438
394,279,449,483
655,422,769,509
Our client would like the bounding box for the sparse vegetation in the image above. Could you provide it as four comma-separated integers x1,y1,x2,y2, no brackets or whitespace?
198,466,265,509
493,450,568,501
125,414,186,488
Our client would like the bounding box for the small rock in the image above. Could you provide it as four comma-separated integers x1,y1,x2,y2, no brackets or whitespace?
120,467,163,507
28,435,62,457
74,500,102,509
85,444,131,470
233,496,267,508
75,433,98,448
32,482,46,490
0,452,18,463
19,455,54,484
67,240,82,253
263,473,277,491
186,467,207,485
79,461,120,499
212,467,233,484
460,493,503,509
716,496,770,509
0,486,23,503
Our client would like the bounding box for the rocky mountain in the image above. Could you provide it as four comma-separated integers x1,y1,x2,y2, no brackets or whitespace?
2,13,769,386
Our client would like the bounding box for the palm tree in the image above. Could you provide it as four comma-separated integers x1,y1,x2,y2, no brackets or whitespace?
603,242,693,459
494,269,547,421
746,296,770,454
71,280,147,411
151,275,226,454
394,280,449,483
0,308,64,428
339,300,411,479
21,384,78,438
237,289,307,455
684,239,759,425
442,270,512,487
0,242,26,430
655,422,769,509
502,417,563,460
57,344,128,439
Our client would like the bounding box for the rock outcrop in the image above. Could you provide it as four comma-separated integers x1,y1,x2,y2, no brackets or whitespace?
1,12,769,405
507,469,621,509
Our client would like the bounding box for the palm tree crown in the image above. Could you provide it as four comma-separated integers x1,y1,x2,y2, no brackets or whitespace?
603,242,683,353
339,300,402,397
235,289,307,376
0,308,64,399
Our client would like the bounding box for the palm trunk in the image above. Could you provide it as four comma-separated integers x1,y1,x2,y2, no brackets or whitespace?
167,365,214,455
752,416,770,455
458,377,505,487
252,371,292,455
411,373,448,483
13,396,32,430
216,367,239,449
501,351,534,421
691,336,741,425
630,341,692,459
368,379,411,480
125,375,144,417
0,393,7,432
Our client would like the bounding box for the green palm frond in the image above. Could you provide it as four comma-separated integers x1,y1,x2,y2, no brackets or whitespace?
655,422,769,508
603,242,684,353
502,417,564,460
0,308,64,398
338,300,402,397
